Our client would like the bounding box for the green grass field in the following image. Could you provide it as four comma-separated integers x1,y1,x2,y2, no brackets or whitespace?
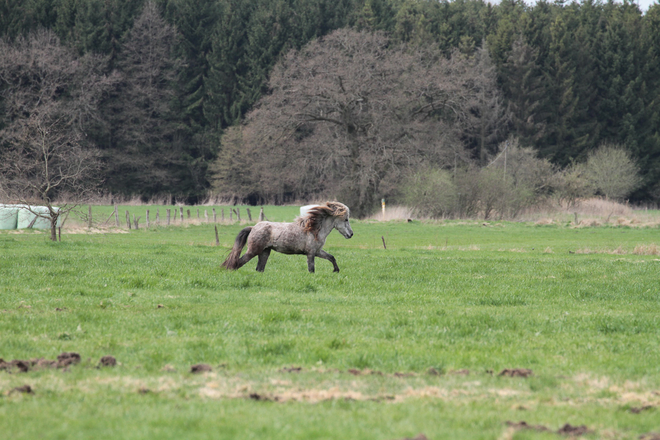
1,208,660,439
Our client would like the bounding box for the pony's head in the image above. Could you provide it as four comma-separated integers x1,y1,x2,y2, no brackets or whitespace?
302,202,353,239
326,202,353,239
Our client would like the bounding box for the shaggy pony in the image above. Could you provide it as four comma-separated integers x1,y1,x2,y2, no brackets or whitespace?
222,201,353,273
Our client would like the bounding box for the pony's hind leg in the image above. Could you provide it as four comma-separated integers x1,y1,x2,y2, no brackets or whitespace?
234,243,262,270
234,251,258,269
256,249,271,272
317,250,340,272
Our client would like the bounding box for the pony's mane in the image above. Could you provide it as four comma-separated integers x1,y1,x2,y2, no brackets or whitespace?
298,202,349,239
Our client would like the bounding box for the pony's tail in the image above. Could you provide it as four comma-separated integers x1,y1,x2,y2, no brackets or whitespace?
221,227,253,270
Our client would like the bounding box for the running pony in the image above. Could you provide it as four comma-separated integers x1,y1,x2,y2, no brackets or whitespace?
221,202,353,273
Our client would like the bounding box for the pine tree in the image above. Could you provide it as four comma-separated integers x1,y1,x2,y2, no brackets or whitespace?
486,0,526,66
539,12,582,163
635,2,660,198
165,0,222,131
467,43,510,163
393,0,420,43
100,1,184,196
69,0,143,63
501,35,546,147
355,0,377,31
204,0,250,130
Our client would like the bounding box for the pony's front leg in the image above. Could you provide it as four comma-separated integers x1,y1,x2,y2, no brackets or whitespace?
317,250,339,272
306,253,315,273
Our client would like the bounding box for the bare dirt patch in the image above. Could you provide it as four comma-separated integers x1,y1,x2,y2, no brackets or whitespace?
556,423,591,436
252,388,370,403
190,364,212,374
8,385,34,395
99,356,117,367
393,434,428,440
347,368,383,376
249,392,271,401
630,404,654,414
505,421,550,432
506,421,591,436
0,353,80,373
499,369,533,378
0,359,30,373
57,352,81,368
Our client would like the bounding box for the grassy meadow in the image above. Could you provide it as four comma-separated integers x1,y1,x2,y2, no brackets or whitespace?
1,205,660,439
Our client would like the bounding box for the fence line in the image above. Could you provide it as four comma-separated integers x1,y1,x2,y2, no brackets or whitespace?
1,205,270,231
79,206,270,230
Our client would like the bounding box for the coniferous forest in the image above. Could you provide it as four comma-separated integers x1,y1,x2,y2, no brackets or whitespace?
1,0,659,215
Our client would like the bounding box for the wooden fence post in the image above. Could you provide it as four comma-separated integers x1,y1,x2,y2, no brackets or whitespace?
259,207,264,222
146,209,150,228
222,208,225,222
179,207,183,222
215,225,219,246
88,205,92,229
246,208,252,222
187,209,191,220
204,209,208,223
167,209,171,225
133,214,140,229
229,208,233,222
197,208,200,220
126,211,131,229
156,208,159,225
114,205,119,227
212,208,217,223
235,208,241,222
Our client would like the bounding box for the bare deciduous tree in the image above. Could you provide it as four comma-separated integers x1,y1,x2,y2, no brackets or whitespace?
585,143,641,201
403,168,458,219
208,125,262,204
555,162,593,209
0,30,114,240
212,29,493,217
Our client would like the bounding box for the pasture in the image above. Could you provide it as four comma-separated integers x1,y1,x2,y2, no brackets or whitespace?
1,206,659,439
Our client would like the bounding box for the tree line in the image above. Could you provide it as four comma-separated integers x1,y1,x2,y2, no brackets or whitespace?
1,0,659,214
